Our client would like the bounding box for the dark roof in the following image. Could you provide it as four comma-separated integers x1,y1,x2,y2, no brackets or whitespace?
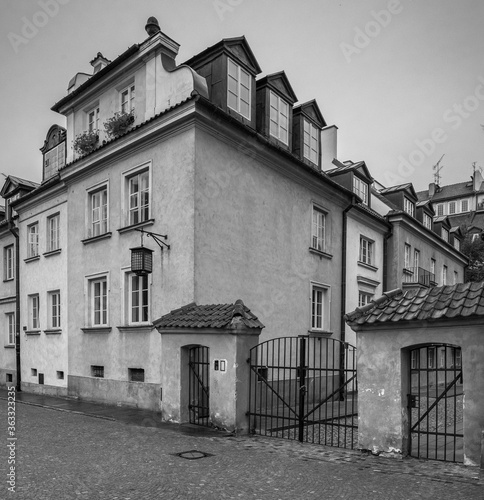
153,299,264,329
416,180,484,202
293,100,326,128
353,202,389,225
326,159,373,182
256,71,298,103
0,175,40,198
345,282,484,325
379,183,418,200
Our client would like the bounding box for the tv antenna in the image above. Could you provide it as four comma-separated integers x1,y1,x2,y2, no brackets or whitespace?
432,154,444,185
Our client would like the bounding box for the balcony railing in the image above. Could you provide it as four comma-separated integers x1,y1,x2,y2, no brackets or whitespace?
403,267,436,287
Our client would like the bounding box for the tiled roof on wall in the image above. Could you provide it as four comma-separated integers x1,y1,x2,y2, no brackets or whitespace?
345,282,484,325
153,299,264,329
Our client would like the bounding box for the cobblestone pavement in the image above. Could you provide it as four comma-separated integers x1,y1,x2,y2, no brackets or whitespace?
1,398,483,499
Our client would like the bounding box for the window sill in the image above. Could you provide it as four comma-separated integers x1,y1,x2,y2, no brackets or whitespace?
25,330,41,335
309,247,333,260
44,329,62,335
24,256,40,263
403,268,414,276
3,278,14,283
117,219,155,234
357,261,378,272
4,345,15,349
81,327,112,334
117,325,153,334
43,249,61,258
308,330,333,337
81,232,112,245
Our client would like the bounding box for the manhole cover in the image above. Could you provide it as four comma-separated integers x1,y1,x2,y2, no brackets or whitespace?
173,450,214,460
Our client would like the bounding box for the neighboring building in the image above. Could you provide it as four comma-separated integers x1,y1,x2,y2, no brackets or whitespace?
417,170,484,231
5,19,357,408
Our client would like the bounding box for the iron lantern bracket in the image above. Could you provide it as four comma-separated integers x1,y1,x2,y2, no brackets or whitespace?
135,228,170,250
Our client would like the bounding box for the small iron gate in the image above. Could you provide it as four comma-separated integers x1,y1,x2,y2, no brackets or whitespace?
248,336,357,448
408,344,463,462
188,345,210,426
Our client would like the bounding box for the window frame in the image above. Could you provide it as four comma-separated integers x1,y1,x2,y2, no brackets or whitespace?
48,290,61,329
353,176,368,205
430,258,436,277
448,201,456,215
29,294,40,331
359,237,374,266
358,291,373,308
413,249,420,269
404,197,415,217
85,272,110,328
127,272,150,325
311,205,326,252
43,142,66,181
437,204,444,216
122,163,151,228
269,90,289,145
303,119,319,165
6,312,15,345
4,245,14,281
442,265,448,285
87,105,100,133
47,213,60,252
227,58,251,120
423,213,432,229
404,244,411,269
27,222,40,258
310,282,331,332
442,228,449,242
87,184,109,238
461,199,469,212
120,83,135,114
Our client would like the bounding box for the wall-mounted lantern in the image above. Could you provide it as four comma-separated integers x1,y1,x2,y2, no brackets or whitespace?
130,228,170,276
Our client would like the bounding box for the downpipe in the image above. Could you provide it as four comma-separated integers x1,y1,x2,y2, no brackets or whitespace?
8,222,21,392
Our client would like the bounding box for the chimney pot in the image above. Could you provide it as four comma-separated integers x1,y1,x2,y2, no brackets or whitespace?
145,17,161,36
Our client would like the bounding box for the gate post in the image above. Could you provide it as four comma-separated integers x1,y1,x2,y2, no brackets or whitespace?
298,336,307,442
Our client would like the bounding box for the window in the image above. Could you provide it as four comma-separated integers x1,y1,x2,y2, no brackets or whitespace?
449,201,456,215
472,233,480,242
47,214,60,252
411,350,418,369
359,237,373,265
358,292,373,307
121,84,135,113
442,265,448,285
404,197,415,217
48,291,61,329
4,245,14,280
227,59,251,119
129,368,145,382
311,206,326,252
452,348,462,368
404,244,411,269
436,204,444,216
27,223,39,258
269,91,289,144
57,371,64,380
311,283,330,331
423,213,432,229
442,228,449,242
89,187,108,237
127,169,150,226
89,277,108,326
353,177,368,205
427,348,435,369
44,143,66,181
129,274,149,324
461,199,469,212
31,368,37,377
303,119,319,164
454,238,461,251
413,249,420,269
88,106,100,132
91,365,104,378
29,294,40,330
6,313,15,345
454,271,458,284
430,258,436,277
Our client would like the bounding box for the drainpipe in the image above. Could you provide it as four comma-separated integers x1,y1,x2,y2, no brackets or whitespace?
383,227,392,292
8,221,21,392
339,197,356,398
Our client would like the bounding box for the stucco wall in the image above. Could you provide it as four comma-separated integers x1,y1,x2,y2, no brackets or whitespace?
356,322,484,466
193,127,349,342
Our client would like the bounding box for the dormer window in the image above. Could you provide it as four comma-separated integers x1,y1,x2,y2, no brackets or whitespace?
449,201,456,215
88,106,100,132
404,197,415,217
303,120,319,164
423,213,432,229
41,125,67,182
454,238,461,251
121,84,135,113
353,177,368,205
442,228,449,242
269,91,289,144
461,199,469,212
227,59,250,119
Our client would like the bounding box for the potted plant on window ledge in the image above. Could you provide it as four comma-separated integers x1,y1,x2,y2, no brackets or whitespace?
104,110,135,139
72,130,99,156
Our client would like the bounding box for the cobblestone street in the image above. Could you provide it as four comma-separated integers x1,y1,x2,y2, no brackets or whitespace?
1,397,483,499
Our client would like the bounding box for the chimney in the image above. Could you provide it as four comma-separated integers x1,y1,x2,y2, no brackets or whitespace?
473,170,483,191
321,125,338,171
90,52,111,74
428,182,436,198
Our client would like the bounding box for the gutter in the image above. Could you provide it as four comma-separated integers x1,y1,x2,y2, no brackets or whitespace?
8,219,20,392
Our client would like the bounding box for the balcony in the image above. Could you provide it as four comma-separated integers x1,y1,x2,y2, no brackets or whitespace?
403,267,436,288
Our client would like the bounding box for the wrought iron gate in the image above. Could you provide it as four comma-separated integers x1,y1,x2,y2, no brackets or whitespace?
188,345,210,426
248,336,357,448
408,344,463,462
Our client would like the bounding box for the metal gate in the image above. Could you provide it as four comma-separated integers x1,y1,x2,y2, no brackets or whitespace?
188,345,210,426
248,336,357,448
408,344,463,462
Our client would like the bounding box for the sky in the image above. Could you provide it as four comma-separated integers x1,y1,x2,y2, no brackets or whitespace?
1,0,484,192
